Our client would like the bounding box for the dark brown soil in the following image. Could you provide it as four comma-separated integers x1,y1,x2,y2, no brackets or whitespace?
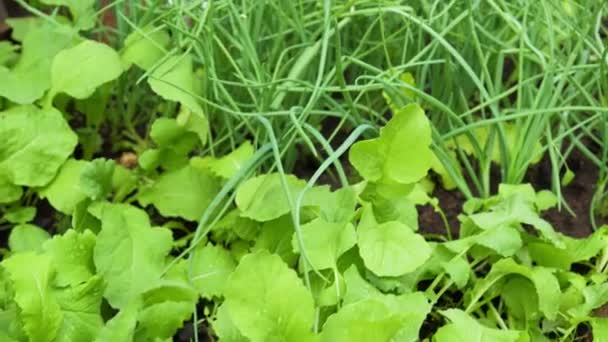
418,186,466,238
174,322,213,342
534,149,607,238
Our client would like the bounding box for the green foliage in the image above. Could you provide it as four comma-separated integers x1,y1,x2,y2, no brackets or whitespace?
2,206,36,224
3,253,63,342
49,40,123,101
93,204,173,309
53,276,104,342
204,141,254,180
223,251,317,342
434,309,524,342
80,158,115,201
357,217,431,277
321,285,430,342
139,117,201,171
190,244,236,299
294,218,356,270
43,230,96,287
471,258,561,320
93,301,138,342
8,224,50,253
40,0,96,29
39,159,88,214
0,1,606,341
0,106,77,188
121,26,170,70
1,74,606,342
349,103,433,186
148,56,201,113
138,163,220,221
0,206,196,340
0,21,76,104
235,173,328,222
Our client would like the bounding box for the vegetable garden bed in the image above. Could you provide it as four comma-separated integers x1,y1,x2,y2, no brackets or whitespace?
1,1,608,341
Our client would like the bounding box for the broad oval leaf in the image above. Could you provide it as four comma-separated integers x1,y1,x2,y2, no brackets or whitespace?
0,175,22,203
235,173,328,222
121,26,170,71
469,191,564,248
53,275,105,342
358,220,432,277
3,206,36,224
444,224,523,258
212,303,248,342
501,277,540,322
343,266,381,306
252,215,298,266
141,118,200,171
2,253,63,342
138,164,220,221
470,258,561,320
0,106,78,187
93,301,139,342
320,298,403,342
50,40,123,100
190,244,237,299
5,17,43,42
80,158,115,201
321,291,431,342
293,217,357,270
43,229,97,287
38,159,88,214
224,250,316,342
8,224,50,253
0,22,76,104
148,56,209,145
40,0,96,29
136,301,193,340
434,309,523,342
592,318,608,342
349,103,433,185
148,55,202,115
150,117,192,146
93,204,173,309
205,141,254,180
